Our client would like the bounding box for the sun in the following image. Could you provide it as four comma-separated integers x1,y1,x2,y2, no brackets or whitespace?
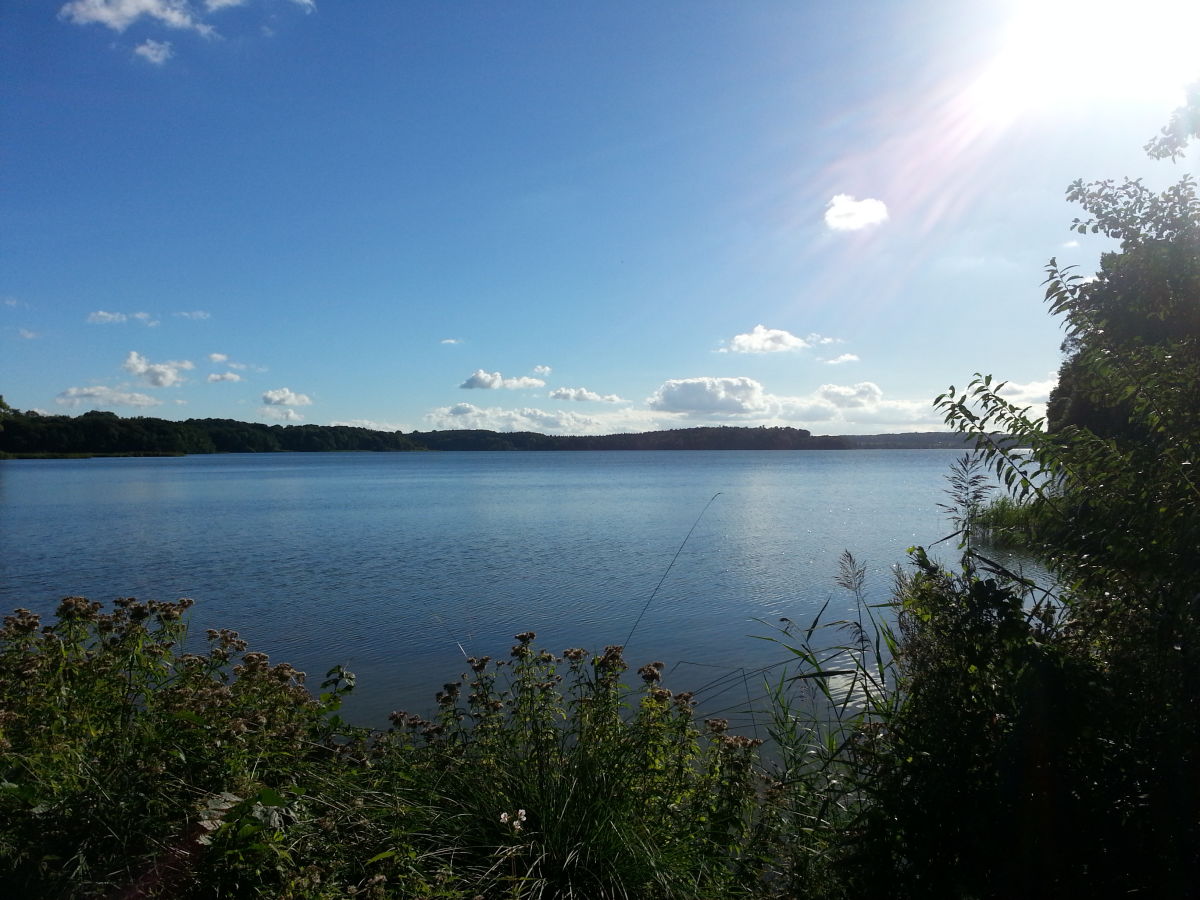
968,0,1200,127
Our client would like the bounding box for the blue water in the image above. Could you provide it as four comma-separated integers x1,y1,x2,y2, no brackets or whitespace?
0,450,1027,725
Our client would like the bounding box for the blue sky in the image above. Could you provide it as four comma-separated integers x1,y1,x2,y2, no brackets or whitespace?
3,0,1197,434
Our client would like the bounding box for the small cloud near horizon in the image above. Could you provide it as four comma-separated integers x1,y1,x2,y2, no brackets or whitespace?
550,386,623,403
123,351,193,387
56,385,161,408
262,387,312,406
459,369,546,390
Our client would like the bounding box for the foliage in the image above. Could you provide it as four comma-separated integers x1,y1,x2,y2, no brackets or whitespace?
2,601,833,899
0,597,354,898
905,98,1200,896
0,410,424,456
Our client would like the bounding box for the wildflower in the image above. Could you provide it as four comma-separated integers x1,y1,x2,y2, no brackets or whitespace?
638,661,665,684
562,648,587,662
500,809,528,833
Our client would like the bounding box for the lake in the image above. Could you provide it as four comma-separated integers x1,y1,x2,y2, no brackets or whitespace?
0,450,1034,726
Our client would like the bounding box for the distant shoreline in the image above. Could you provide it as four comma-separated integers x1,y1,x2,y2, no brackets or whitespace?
0,407,1018,457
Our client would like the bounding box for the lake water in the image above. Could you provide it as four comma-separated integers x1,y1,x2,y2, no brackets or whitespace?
0,450,1035,726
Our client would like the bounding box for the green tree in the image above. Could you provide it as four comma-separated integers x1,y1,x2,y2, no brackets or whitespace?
854,94,1200,897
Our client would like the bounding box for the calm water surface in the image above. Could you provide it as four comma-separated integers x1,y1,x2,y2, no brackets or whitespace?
1,450,1028,724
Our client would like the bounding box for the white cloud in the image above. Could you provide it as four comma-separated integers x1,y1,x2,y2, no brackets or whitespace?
550,387,623,403
87,310,127,323
330,418,410,432
998,375,1056,405
87,310,158,326
824,354,859,365
824,194,889,231
440,338,462,345
1062,239,1080,249
207,372,241,383
643,376,941,432
18,328,38,340
817,382,884,408
425,402,604,435
174,309,209,320
459,369,546,390
260,406,304,421
134,39,172,64
986,373,1056,422
724,325,808,354
59,0,215,35
208,352,228,362
262,387,312,406
204,0,244,10
57,385,161,408
647,376,771,415
122,350,194,387
532,364,552,376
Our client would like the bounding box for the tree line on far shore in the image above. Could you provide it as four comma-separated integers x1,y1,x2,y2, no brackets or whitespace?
0,405,982,456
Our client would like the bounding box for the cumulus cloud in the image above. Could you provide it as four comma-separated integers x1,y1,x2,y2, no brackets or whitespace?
550,387,623,403
57,385,160,408
642,375,941,432
647,377,771,415
208,352,228,362
824,194,889,231
260,406,304,421
459,369,546,390
59,0,214,35
425,402,604,435
824,354,859,365
724,325,808,354
817,382,884,408
998,375,1056,405
134,39,172,64
174,309,209,320
207,372,241,383
18,328,38,340
532,364,552,376
262,387,312,406
122,350,194,387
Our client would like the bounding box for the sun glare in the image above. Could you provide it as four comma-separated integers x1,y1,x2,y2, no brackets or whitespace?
969,0,1200,127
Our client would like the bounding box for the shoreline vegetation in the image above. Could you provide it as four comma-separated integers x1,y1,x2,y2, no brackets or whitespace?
0,407,996,458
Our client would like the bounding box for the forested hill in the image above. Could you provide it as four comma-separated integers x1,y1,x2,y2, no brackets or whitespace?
0,410,424,456
0,407,988,456
407,426,849,451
